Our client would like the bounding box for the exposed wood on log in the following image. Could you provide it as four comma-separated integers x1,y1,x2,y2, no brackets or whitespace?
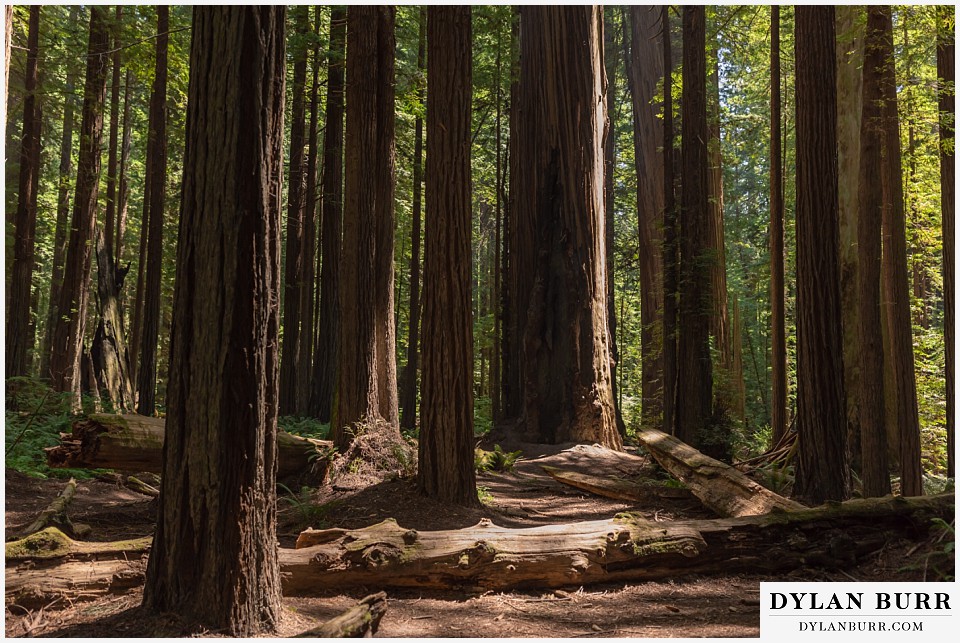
44,414,331,479
540,465,692,503
295,592,387,638
19,478,83,538
6,527,151,563
5,495,952,602
283,493,952,593
637,428,803,516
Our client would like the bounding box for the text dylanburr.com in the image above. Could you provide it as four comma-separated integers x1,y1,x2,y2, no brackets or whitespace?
761,582,955,639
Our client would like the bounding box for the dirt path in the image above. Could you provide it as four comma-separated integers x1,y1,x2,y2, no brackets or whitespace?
4,444,946,638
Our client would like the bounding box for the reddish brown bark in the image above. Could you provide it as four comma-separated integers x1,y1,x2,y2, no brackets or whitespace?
939,6,955,479
103,7,122,255
661,7,678,436
769,6,787,445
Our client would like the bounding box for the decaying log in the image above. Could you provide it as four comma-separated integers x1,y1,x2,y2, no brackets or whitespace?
6,527,152,563
6,559,147,610
284,493,952,593
541,465,693,502
94,471,160,497
18,478,89,539
636,428,804,516
45,414,331,479
295,592,388,638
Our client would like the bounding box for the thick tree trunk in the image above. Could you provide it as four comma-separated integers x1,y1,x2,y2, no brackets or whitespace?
769,6,787,446
92,228,134,411
939,6,955,479
103,7,122,255
873,7,923,498
135,6,169,416
141,7,286,635
46,414,329,481
857,8,892,498
794,7,850,504
334,7,400,449
280,5,310,416
637,428,803,517
400,8,426,433
627,6,665,431
49,7,110,409
310,7,346,423
676,7,713,449
6,5,41,378
661,7,679,436
116,69,133,274
417,6,477,507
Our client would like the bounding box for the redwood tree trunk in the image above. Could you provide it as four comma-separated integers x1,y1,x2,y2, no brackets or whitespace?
49,7,110,406
769,6,787,446
309,7,346,423
676,6,712,449
399,8,426,432
793,6,850,504
858,7,891,498
6,5,41,378
418,6,478,506
141,7,285,635
875,6,922,497
661,6,678,436
103,6,122,255
115,69,132,275
279,5,309,416
135,5,169,416
516,7,620,449
939,6,955,479
627,5,665,431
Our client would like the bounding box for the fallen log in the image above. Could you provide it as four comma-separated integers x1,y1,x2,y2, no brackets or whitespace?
18,478,90,539
45,414,331,480
7,494,952,602
295,592,387,638
541,465,693,503
6,527,151,563
636,428,803,517
6,559,147,610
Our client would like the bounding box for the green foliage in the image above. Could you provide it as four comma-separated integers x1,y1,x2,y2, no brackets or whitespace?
277,483,340,531
476,485,493,504
278,415,330,440
475,444,522,473
473,396,493,436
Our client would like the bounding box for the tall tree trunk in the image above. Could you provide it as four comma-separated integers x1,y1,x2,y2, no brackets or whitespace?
835,5,864,475
135,5,169,417
4,5,11,128
6,5,42,378
794,6,850,504
92,227,133,411
310,7,346,423
661,6,678,436
49,7,110,408
103,7,122,256
141,8,285,635
41,6,80,381
333,6,400,448
604,8,626,435
627,5,665,432
875,6,922,497
296,7,322,415
514,7,621,449
938,5,955,479
491,12,504,424
399,8,426,432
769,6,787,446
280,5,310,416
857,7,891,498
418,5,478,506
676,6,712,449
115,68,132,274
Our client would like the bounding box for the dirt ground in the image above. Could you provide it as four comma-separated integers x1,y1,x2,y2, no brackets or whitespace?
3,443,948,638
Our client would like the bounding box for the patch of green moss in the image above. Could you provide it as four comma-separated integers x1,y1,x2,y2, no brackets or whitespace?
5,527,74,560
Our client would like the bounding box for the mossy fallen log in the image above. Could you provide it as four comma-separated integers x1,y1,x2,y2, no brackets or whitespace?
18,477,88,538
540,465,693,502
636,428,804,517
44,414,330,479
294,592,387,638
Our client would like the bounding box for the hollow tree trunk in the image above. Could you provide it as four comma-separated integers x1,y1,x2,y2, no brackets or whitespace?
91,228,134,411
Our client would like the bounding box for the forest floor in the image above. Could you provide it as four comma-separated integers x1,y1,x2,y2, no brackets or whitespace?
3,442,946,638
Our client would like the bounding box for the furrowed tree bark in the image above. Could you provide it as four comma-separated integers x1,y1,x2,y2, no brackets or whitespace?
6,5,41,378
141,7,285,635
676,7,712,449
41,6,80,381
116,69,133,275
874,7,923,498
769,6,787,446
794,7,850,504
280,4,309,416
400,7,426,432
858,8,891,498
46,415,329,481
939,6,955,479
135,5,169,416
418,6,477,507
92,228,134,411
49,7,110,409
310,7,346,423
509,7,620,448
103,6,122,256
627,5,665,431
662,6,678,436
